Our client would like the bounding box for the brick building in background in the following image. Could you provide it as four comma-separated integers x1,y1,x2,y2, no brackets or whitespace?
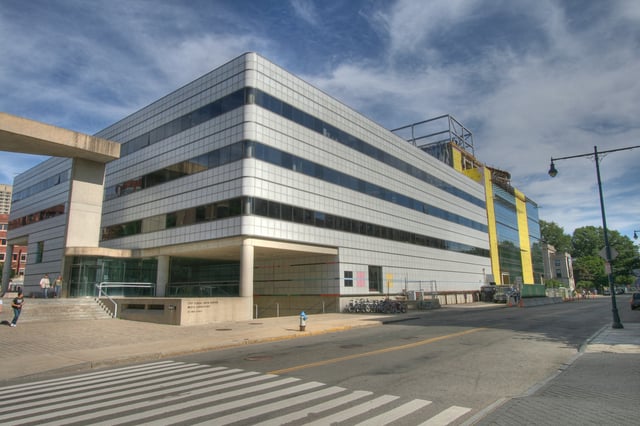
0,184,27,281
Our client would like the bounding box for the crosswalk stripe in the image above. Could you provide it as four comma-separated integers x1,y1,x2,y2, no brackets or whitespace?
252,389,373,426
4,368,253,423
0,365,237,416
150,381,327,426
0,362,210,408
192,385,347,425
304,394,400,426
0,360,177,393
354,398,433,426
2,361,473,426
26,371,272,426
418,405,472,426
88,376,301,426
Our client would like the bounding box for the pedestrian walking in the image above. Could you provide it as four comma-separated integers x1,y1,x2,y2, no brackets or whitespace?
10,291,24,327
54,275,63,298
40,274,51,298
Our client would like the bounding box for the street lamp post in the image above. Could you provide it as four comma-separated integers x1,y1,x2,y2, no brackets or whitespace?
548,144,640,329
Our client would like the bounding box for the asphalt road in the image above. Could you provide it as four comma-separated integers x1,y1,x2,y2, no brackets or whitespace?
176,298,622,424
5,298,635,425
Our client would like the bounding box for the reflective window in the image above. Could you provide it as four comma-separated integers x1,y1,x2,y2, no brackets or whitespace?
118,87,484,210
101,194,489,257
12,170,71,203
9,204,66,230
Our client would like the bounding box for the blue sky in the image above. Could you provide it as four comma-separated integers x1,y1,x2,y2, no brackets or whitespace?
1,0,639,241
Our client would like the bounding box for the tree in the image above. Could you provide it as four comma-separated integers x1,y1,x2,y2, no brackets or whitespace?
573,255,606,289
570,226,639,288
571,226,602,258
540,220,572,253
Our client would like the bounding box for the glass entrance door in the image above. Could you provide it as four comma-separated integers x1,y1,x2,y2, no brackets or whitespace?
69,263,102,297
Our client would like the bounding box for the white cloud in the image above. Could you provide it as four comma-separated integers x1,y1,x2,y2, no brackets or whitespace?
290,0,320,26
1,0,638,238
301,0,640,236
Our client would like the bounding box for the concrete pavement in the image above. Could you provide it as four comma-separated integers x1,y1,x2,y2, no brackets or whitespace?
0,310,392,381
470,323,640,425
1,303,639,425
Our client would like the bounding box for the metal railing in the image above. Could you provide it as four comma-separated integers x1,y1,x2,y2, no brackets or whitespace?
254,299,329,319
95,282,156,318
168,281,238,297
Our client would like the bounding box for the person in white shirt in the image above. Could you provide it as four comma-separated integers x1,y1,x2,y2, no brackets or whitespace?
40,274,51,299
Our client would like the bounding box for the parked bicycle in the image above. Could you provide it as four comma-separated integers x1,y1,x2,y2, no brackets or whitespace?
344,298,406,314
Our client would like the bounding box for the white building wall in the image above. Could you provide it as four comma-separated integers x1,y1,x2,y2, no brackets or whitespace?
8,157,72,294
11,53,492,300
243,54,490,293
94,52,490,295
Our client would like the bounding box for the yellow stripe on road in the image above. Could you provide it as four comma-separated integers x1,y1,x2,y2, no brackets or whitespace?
268,328,486,375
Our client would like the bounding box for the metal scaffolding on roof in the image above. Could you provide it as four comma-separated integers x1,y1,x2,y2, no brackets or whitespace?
391,114,475,157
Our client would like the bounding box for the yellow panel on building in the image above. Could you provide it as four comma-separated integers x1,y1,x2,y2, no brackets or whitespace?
515,189,534,284
484,168,501,284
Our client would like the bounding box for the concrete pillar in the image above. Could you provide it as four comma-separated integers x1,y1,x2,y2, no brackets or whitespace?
66,158,106,248
240,240,254,298
156,255,170,297
1,244,13,294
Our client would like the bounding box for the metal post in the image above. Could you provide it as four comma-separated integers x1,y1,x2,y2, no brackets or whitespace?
594,146,623,329
548,144,640,329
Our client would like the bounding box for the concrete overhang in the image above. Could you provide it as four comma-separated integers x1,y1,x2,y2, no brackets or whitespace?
66,238,338,261
0,112,120,163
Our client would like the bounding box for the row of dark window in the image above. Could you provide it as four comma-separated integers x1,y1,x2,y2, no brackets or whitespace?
106,139,488,233
11,171,70,203
104,142,244,201
101,196,490,258
121,89,246,156
8,204,66,230
119,86,484,209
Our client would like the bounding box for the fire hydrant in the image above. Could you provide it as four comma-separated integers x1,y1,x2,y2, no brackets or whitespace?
299,311,307,331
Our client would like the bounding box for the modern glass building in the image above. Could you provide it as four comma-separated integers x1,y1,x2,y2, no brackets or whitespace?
8,53,505,319
392,115,545,287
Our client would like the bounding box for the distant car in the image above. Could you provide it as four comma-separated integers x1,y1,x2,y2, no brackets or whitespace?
493,292,508,303
630,293,640,310
493,286,518,303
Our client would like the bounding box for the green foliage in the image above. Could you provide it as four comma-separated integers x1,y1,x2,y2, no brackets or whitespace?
571,226,602,258
575,280,594,290
539,221,640,290
545,278,566,288
573,255,606,285
540,220,572,253
615,274,634,286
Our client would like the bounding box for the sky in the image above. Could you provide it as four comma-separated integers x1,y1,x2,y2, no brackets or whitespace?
1,0,639,241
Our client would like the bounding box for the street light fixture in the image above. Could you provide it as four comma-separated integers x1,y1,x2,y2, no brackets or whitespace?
548,144,640,329
634,230,639,240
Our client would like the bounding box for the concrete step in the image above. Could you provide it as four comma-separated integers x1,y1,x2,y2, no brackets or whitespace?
1,296,113,323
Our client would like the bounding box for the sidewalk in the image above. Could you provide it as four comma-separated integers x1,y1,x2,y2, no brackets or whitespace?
0,311,396,381
1,305,639,425
469,322,640,425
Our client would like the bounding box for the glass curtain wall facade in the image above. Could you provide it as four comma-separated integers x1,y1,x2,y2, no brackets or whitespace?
68,257,157,297
491,184,544,285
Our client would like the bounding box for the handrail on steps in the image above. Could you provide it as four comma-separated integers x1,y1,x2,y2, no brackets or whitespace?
94,282,156,318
